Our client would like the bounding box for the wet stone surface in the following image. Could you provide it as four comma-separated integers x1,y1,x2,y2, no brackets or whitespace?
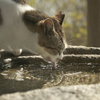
0,59,100,95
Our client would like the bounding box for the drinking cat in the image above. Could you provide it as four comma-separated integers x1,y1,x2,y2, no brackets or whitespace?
0,0,67,69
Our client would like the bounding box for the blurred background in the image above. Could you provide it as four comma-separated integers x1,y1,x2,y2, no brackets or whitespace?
27,0,100,47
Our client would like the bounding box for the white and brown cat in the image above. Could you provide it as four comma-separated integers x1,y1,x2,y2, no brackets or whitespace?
0,0,67,69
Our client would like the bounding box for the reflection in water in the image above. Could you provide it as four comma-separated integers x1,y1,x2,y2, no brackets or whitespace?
0,62,100,94
1,68,24,81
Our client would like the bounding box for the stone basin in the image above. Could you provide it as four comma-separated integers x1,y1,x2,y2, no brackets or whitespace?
0,46,100,100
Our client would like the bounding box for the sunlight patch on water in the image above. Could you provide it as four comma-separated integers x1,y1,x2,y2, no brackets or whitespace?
40,63,60,69
0,68,24,81
64,72,82,76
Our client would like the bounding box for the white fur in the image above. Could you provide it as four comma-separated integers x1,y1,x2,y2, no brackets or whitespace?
0,0,64,63
0,0,38,53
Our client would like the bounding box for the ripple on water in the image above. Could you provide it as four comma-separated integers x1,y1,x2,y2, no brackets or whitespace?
0,62,100,89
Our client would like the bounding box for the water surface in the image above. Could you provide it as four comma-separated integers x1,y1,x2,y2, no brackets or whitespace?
0,61,100,95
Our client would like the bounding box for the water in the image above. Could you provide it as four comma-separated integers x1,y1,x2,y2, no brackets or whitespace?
0,61,100,95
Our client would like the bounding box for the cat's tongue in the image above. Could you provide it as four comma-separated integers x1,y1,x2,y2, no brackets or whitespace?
51,62,57,69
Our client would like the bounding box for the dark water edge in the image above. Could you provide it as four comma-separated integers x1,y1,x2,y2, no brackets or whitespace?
0,61,100,95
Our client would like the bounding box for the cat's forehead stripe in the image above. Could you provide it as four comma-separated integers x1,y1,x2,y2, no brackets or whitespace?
0,9,3,25
12,0,26,5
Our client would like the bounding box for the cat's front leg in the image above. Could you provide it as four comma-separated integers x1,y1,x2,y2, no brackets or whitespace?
0,49,22,70
10,49,22,56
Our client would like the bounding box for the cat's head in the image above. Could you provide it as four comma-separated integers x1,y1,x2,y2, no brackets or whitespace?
23,11,67,65
36,11,67,63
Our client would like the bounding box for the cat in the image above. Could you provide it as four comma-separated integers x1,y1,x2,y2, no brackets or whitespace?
0,0,67,69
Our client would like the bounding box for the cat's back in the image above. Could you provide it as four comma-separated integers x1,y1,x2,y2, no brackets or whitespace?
0,0,19,25
0,0,33,25
0,0,35,50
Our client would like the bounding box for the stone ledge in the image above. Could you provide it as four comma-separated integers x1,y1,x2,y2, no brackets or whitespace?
0,84,100,100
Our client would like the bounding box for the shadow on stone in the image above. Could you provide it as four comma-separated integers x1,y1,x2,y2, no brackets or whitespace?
0,75,46,95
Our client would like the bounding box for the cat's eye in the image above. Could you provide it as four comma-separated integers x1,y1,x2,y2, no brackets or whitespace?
43,44,60,55
57,50,60,55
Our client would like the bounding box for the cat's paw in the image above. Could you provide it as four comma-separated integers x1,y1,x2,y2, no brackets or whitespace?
10,49,22,56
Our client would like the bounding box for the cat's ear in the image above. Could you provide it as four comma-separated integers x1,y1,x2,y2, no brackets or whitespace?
54,11,65,25
44,18,54,31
